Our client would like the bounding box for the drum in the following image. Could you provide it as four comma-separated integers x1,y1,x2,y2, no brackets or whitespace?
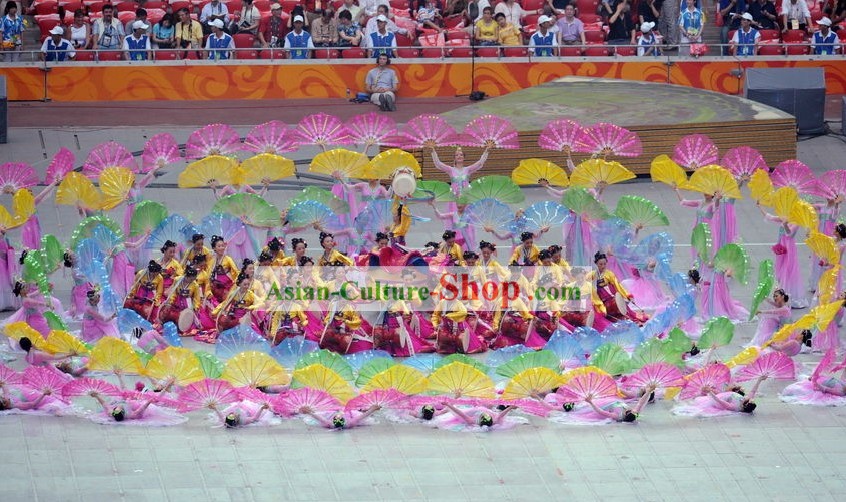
320,322,353,354
436,321,469,353
178,309,195,332
391,167,417,197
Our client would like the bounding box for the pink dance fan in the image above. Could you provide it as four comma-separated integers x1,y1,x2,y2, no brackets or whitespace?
44,148,75,186
272,387,341,417
82,142,139,179
120,389,180,409
177,378,240,413
538,119,582,154
235,387,276,408
345,389,407,413
680,363,731,400
397,114,460,150
62,377,123,399
622,362,685,393
0,163,39,194
558,372,618,402
771,160,826,198
734,352,795,383
295,113,353,152
811,348,837,383
22,366,71,403
347,112,397,155
576,123,642,159
460,115,520,150
0,364,23,391
185,123,242,159
141,133,181,173
817,170,846,200
672,134,718,170
243,121,299,155
721,146,767,180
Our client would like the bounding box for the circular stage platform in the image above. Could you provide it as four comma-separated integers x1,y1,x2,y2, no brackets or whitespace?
413,77,797,179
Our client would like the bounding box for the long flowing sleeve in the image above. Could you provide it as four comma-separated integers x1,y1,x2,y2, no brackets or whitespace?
464,149,490,178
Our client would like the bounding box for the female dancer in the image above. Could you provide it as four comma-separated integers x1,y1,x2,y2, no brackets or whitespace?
431,295,486,354
429,200,477,251
261,237,286,267
181,233,211,270
266,300,309,346
620,257,670,311
749,289,791,347
561,267,609,330
700,262,749,323
0,228,17,311
674,378,764,417
438,403,520,430
124,261,164,321
89,391,186,426
582,389,654,423
207,235,239,305
587,253,649,326
81,289,119,343
10,282,51,337
437,230,464,266
317,232,353,267
492,294,546,349
808,197,843,298
336,175,389,220
372,299,435,357
202,273,258,343
158,266,202,336
279,237,309,268
390,197,412,246
675,188,716,265
213,401,271,428
431,146,490,198
301,403,381,430
319,301,370,354
65,252,91,319
759,203,806,308
18,337,69,366
509,232,540,266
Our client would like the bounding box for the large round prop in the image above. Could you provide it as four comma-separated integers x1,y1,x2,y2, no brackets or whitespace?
391,167,417,197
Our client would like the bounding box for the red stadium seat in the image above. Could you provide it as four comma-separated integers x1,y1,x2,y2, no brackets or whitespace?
170,1,191,13
758,29,780,41
785,43,809,54
154,49,179,60
146,8,166,25
420,47,444,57
396,47,420,57
236,49,260,58
560,45,582,56
523,14,539,27
585,30,605,43
118,11,135,24
73,50,96,61
584,44,609,56
475,46,499,57
579,13,603,23
280,0,298,13
395,33,413,46
389,0,409,8
62,1,83,13
233,33,255,48
576,0,599,14
502,46,528,56
782,29,806,42
35,1,58,15
615,45,636,56
254,0,271,12
97,50,123,61
757,44,784,55
115,2,137,13
839,29,846,41
143,1,165,9
341,47,366,58
227,1,244,14
449,47,473,57
444,15,464,29
87,1,107,14
523,0,545,9
313,48,339,58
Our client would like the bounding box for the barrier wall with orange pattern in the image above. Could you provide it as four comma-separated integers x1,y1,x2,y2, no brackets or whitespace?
3,59,846,102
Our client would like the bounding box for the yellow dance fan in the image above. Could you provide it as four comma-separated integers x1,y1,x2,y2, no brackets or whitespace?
788,200,818,231
559,366,610,385
88,337,144,375
222,351,290,389
818,265,841,304
771,186,799,220
808,301,843,332
3,321,51,352
56,172,103,211
501,367,564,400
361,365,428,395
99,166,136,211
570,159,635,189
368,148,421,179
237,154,295,185
748,169,774,204
0,205,20,232
650,155,687,187
291,364,357,403
511,158,569,187
724,346,760,369
12,188,36,224
684,165,742,199
806,232,839,265
427,362,494,399
143,347,205,386
178,155,238,188
309,148,369,178
44,330,89,357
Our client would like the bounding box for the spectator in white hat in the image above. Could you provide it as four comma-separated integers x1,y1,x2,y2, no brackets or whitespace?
204,18,235,60
529,15,557,56
812,17,840,54
125,8,152,38
41,25,76,62
730,12,760,55
364,4,409,39
201,0,231,35
284,15,314,59
638,21,662,56
366,14,397,58
123,20,152,61
781,0,811,33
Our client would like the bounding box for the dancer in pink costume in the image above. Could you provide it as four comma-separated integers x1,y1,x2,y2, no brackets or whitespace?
19,182,60,250
372,299,435,357
16,337,69,366
673,378,764,417
621,258,670,311
759,204,807,308
302,403,380,429
64,251,91,319
89,391,187,426
0,387,71,415
674,188,716,265
434,403,524,431
807,199,842,296
429,200,477,251
700,267,749,323
545,392,653,425
214,401,274,428
431,146,490,199
123,170,162,234
0,229,18,311
10,282,51,336
81,290,119,343
134,328,169,355
748,289,792,347
335,176,389,220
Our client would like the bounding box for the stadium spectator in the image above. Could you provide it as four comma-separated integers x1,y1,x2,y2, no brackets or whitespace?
231,0,261,35
639,0,663,25
495,0,543,31
41,25,75,61
123,20,152,61
337,0,364,24
730,12,760,55
678,0,703,55
311,7,338,47
302,0,325,24
823,0,846,27
529,15,557,55
201,0,231,35
638,21,662,55
125,8,152,37
205,18,235,59
284,15,314,58
556,4,585,45
1,1,24,62
364,5,410,38
781,0,811,33
475,6,499,45
717,0,746,55
152,13,176,49
176,7,203,58
607,0,636,46
337,10,363,47
366,53,398,111
417,0,444,32
92,4,125,51
811,16,839,54
259,4,287,48
366,14,397,57
748,0,778,30
445,0,467,17
495,12,521,45
66,9,92,49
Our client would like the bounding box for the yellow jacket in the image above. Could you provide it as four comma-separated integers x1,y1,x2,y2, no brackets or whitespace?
510,244,540,265
213,289,258,317
209,255,239,282
128,271,164,303
159,258,184,283
325,304,362,330
473,258,510,282
269,303,309,333
262,247,287,267
494,297,534,330
318,249,353,267
164,279,202,311
182,245,212,268
438,242,465,265
586,269,630,313
391,199,411,237
431,299,469,326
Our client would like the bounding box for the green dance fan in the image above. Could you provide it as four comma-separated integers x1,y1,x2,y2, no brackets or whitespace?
69,215,124,251
560,187,611,220
699,317,734,349
22,251,50,297
495,350,559,379
590,343,631,376
749,259,775,321
355,357,397,387
290,186,350,214
664,327,693,355
212,193,280,228
614,195,669,228
411,180,457,202
40,234,64,274
295,349,355,382
195,351,225,379
130,200,168,237
631,338,682,369
462,175,525,204
713,243,750,285
44,311,68,331
691,222,712,265
436,353,490,375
